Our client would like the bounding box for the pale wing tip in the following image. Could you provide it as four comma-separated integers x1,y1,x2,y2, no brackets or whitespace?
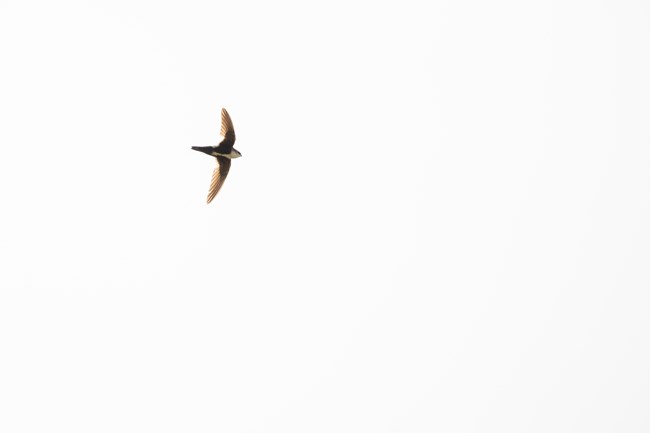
207,189,218,203
206,182,218,204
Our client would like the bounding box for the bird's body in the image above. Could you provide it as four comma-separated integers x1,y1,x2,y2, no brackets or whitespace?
191,108,241,203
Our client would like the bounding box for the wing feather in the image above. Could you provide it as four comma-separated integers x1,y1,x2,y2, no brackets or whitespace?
206,156,231,203
220,108,236,142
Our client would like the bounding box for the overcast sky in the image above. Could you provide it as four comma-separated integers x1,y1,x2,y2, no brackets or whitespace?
1,0,650,432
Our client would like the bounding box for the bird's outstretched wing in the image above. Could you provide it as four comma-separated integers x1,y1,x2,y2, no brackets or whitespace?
220,108,236,145
207,156,231,203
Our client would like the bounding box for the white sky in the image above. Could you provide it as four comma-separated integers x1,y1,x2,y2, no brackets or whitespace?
1,0,650,431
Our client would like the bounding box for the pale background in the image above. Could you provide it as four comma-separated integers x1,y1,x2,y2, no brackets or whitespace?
1,0,650,432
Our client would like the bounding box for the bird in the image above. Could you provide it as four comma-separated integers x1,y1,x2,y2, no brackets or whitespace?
191,108,242,203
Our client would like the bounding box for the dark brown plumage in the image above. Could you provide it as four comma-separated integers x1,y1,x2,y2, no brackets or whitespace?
191,108,242,203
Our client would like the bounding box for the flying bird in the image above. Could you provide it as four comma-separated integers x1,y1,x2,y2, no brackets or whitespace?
191,108,242,203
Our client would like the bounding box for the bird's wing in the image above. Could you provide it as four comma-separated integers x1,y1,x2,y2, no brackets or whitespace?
220,108,236,143
207,156,231,203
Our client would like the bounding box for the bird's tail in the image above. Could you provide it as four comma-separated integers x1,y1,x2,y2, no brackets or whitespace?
191,146,212,154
